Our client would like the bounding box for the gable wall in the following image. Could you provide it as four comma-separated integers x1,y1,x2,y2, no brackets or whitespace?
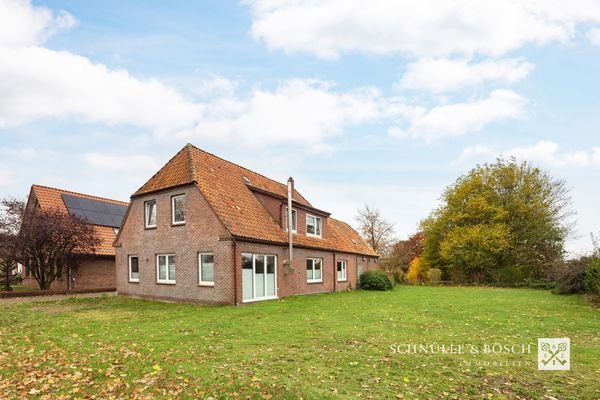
115,185,234,304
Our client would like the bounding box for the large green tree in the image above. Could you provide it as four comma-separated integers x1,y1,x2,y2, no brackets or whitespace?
421,159,572,284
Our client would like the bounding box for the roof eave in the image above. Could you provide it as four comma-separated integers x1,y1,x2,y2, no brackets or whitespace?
226,234,378,257
246,184,331,217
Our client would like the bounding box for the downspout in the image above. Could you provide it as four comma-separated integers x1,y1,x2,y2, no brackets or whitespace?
355,254,359,289
286,177,294,272
232,238,238,305
333,252,336,293
67,261,72,292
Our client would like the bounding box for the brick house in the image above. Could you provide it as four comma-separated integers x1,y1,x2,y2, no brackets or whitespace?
21,185,127,290
115,144,378,304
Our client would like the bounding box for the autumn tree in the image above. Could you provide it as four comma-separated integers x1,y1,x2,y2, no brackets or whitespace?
0,233,19,291
355,205,395,255
0,198,100,290
388,232,424,270
421,159,573,285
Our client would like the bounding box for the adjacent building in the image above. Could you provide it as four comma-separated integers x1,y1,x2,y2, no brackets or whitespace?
115,144,378,304
21,185,127,290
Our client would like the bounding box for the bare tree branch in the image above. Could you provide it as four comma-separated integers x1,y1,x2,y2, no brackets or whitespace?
355,204,395,256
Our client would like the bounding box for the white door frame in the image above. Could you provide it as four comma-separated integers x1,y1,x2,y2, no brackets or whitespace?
243,253,278,303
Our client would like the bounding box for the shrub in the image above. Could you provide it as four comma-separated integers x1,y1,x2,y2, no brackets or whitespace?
522,278,556,290
390,269,404,285
359,270,393,291
584,259,600,295
405,257,424,283
426,268,442,284
554,257,590,294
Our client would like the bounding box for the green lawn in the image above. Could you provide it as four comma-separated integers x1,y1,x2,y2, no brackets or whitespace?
1,287,599,399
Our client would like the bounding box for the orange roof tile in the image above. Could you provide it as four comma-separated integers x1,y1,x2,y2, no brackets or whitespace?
30,185,127,256
133,144,377,257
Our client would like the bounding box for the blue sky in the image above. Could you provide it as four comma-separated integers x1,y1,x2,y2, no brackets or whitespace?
1,0,600,254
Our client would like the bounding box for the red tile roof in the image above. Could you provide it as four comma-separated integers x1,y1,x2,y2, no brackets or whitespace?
133,144,377,257
30,185,128,256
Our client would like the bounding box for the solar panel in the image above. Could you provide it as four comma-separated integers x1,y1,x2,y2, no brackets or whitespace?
61,194,127,228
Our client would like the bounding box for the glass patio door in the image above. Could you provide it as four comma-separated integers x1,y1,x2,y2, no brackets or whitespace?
242,253,277,302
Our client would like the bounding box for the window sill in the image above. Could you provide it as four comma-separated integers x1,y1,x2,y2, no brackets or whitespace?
337,279,348,282
307,280,323,284
171,222,185,227
242,296,278,303
145,226,157,230
156,281,176,285
128,280,139,283
306,234,322,239
198,282,214,287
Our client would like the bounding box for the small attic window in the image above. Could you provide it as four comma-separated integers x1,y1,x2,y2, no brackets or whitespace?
242,176,251,184
351,239,358,244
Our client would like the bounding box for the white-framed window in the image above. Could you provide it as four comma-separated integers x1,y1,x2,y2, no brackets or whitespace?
113,227,120,235
285,207,297,233
306,214,322,237
242,253,277,301
199,253,215,286
156,254,176,284
306,258,323,283
337,260,347,282
171,194,186,225
145,200,157,228
129,255,139,282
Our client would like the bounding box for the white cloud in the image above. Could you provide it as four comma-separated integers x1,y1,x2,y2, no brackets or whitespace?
0,0,76,47
247,0,600,59
83,153,159,173
505,141,600,166
0,46,202,130
459,141,600,167
458,145,494,161
398,58,535,93
308,143,336,155
176,79,399,146
0,0,536,151
194,74,239,99
587,28,600,45
0,147,54,161
0,1,419,148
0,168,12,186
505,140,560,164
390,90,529,141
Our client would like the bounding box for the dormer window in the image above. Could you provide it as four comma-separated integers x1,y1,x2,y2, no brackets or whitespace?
285,207,297,233
145,200,157,228
306,214,322,238
172,194,185,225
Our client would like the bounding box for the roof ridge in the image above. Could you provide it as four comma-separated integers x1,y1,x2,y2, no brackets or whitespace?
133,145,191,195
187,143,309,203
31,184,128,205
186,143,198,183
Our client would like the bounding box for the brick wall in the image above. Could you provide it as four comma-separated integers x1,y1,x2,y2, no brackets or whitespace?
72,256,115,289
20,255,116,290
116,184,379,305
116,185,234,304
233,241,378,304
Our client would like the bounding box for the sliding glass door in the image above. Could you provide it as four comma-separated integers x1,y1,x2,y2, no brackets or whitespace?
242,253,277,302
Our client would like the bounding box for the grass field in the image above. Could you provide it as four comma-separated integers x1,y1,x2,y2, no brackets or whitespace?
1,287,599,399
